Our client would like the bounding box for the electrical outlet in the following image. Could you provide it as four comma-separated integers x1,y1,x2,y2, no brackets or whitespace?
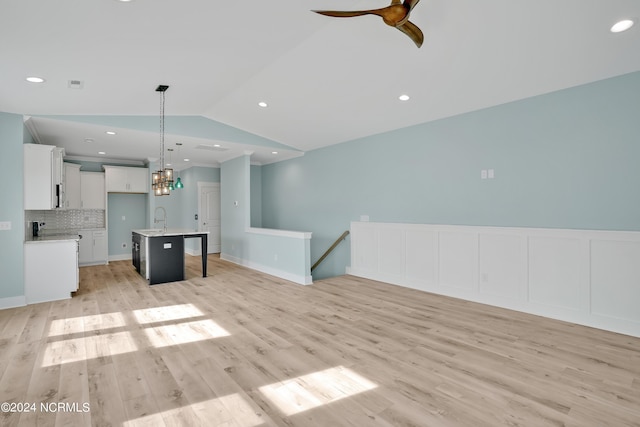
122,243,127,248
0,221,11,231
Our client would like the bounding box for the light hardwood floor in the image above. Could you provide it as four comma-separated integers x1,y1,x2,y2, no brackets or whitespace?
1,254,639,426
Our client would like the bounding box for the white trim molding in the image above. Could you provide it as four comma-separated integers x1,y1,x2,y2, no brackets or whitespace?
348,221,640,338
221,253,313,285
246,227,312,240
0,295,27,310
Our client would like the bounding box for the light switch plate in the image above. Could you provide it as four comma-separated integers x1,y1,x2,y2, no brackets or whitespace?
0,221,11,231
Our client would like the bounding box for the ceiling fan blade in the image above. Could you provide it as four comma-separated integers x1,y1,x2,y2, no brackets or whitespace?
396,20,423,47
403,0,420,13
313,10,379,18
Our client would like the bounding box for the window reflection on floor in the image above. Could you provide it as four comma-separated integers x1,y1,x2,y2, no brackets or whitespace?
259,365,377,416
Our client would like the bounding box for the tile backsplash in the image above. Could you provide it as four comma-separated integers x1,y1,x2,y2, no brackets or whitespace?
26,209,105,235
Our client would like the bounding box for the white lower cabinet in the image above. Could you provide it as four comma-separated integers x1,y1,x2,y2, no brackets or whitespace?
78,229,108,265
24,240,79,304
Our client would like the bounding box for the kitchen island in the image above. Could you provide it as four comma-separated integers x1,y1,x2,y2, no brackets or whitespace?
132,229,208,285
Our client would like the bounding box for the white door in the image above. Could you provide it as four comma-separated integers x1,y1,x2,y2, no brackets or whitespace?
198,182,221,253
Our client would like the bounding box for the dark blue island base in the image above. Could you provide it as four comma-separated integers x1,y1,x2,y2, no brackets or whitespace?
132,230,208,285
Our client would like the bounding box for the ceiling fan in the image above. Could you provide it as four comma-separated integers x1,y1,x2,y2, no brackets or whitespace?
313,0,424,47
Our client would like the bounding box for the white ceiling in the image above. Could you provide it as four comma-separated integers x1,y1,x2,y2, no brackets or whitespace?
2,0,639,168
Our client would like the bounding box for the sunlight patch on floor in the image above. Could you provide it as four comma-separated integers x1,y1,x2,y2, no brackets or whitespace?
258,365,377,416
42,331,137,367
133,303,204,324
122,393,265,427
143,319,230,348
48,312,126,336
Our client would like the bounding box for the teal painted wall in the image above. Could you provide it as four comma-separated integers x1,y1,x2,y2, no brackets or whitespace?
108,193,147,256
251,165,262,228
0,112,25,300
261,71,640,279
221,155,250,260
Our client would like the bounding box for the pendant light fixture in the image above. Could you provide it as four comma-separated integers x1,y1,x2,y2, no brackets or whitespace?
152,85,174,196
175,142,184,189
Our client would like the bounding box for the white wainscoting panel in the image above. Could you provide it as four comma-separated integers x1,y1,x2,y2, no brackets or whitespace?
439,231,478,292
479,233,524,301
378,227,405,279
405,229,438,289
528,236,583,311
351,224,378,273
349,222,640,338
590,239,640,323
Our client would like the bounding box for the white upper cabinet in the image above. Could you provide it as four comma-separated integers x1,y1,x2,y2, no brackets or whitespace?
80,172,105,209
24,144,65,210
103,165,149,193
63,163,81,209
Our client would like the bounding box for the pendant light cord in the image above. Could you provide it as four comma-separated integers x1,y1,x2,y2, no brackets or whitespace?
159,89,165,170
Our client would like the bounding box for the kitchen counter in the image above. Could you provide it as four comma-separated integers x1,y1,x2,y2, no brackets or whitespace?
132,228,206,237
25,233,80,243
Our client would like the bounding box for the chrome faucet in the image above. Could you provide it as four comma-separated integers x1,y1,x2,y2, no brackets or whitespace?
154,206,167,231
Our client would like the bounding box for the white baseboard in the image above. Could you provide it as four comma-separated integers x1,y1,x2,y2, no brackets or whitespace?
0,295,26,310
220,253,313,285
79,261,109,267
109,254,131,262
185,247,202,257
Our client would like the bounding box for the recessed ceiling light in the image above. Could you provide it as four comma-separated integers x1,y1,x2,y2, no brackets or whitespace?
26,76,45,83
213,144,221,147
105,131,116,135
183,158,190,162
399,94,410,101
84,138,94,143
611,19,634,33
98,151,106,155
272,151,278,155
258,101,268,108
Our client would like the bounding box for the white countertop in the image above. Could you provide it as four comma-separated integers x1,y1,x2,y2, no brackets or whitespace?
25,234,80,244
132,228,209,237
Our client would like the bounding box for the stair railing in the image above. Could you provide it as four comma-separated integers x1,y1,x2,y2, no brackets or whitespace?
311,230,350,273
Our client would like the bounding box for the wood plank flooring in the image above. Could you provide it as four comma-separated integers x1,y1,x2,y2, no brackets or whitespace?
1,254,639,426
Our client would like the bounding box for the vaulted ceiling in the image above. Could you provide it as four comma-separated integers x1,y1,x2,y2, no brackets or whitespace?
2,0,639,167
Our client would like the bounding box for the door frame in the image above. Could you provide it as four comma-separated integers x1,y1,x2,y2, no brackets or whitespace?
197,181,221,254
